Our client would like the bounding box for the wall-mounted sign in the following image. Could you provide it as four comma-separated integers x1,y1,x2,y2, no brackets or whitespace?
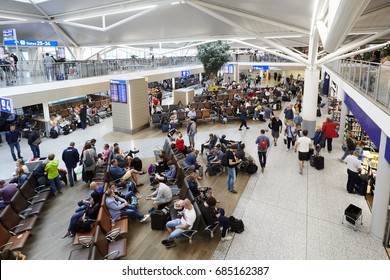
3,29,16,41
3,40,58,47
253,65,269,70
223,64,234,74
110,80,127,103
181,70,190,77
0,97,12,114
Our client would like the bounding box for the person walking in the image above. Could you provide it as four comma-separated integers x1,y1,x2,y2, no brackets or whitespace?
62,142,80,187
269,115,283,146
285,121,298,152
5,124,22,161
322,117,339,153
27,128,41,158
255,129,270,173
263,105,273,131
294,130,312,175
45,154,62,196
238,105,249,130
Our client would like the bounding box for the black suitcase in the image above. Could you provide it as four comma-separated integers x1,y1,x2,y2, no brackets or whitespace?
316,108,322,117
246,163,258,174
354,180,367,196
94,115,100,124
314,156,324,170
132,157,142,171
151,210,167,230
88,117,95,126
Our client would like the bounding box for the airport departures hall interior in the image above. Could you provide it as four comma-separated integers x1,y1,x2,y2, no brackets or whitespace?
0,0,389,261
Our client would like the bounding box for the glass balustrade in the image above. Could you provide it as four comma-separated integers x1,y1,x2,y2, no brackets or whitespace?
0,53,295,89
326,59,390,111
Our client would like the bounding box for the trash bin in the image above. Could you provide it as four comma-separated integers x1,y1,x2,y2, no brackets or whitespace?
343,204,363,230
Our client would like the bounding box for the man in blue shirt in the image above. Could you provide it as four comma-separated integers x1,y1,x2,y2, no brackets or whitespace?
109,159,145,186
62,142,80,187
5,124,22,161
255,129,270,173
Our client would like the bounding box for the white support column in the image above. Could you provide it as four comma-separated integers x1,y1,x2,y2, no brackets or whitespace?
235,64,240,83
370,131,390,241
301,68,320,138
172,78,175,90
199,73,202,86
42,102,51,138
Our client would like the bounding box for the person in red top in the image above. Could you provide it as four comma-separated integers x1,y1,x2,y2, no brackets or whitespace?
175,132,188,155
322,117,339,153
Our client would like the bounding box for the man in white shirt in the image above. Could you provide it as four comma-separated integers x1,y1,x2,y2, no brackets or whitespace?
162,199,196,248
344,150,362,193
146,180,172,212
294,129,312,175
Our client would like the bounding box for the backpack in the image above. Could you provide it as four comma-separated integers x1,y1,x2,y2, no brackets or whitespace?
259,138,267,151
229,216,245,233
220,153,229,167
148,163,156,175
127,181,136,193
246,163,258,174
50,129,58,139
84,152,94,167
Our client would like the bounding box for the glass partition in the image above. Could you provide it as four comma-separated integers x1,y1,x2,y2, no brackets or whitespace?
326,59,389,111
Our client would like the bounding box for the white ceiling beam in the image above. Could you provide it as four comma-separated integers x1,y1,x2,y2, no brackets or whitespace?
317,0,370,53
104,1,172,31
187,1,309,66
50,23,77,60
290,48,308,59
159,41,216,55
0,11,45,21
0,20,41,25
51,23,79,48
359,3,390,20
349,27,390,35
326,41,389,63
231,39,304,64
60,21,104,32
316,28,390,65
193,0,309,35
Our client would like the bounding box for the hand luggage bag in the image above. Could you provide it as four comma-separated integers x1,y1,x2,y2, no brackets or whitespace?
310,155,315,167
314,156,324,170
151,210,167,230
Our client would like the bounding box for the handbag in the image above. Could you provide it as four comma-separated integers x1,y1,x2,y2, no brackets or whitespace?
32,138,42,146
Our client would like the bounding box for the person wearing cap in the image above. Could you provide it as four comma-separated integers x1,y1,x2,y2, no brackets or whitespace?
162,198,196,248
5,124,22,161
146,180,172,212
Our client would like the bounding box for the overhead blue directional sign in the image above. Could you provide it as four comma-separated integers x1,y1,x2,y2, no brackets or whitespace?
3,40,58,47
253,65,269,70
181,70,190,77
0,97,12,114
3,29,16,40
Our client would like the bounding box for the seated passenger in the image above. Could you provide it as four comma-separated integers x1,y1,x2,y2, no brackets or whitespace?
200,134,218,154
0,180,18,210
182,150,202,179
150,160,176,183
62,191,101,238
155,151,169,173
198,197,232,241
105,189,150,224
175,132,188,155
146,180,173,212
112,146,131,168
162,198,196,248
186,173,213,202
109,159,146,186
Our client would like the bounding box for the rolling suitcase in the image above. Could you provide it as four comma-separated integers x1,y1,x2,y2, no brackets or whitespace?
314,156,324,170
151,210,167,230
316,108,322,117
94,115,100,124
161,123,169,132
354,180,368,196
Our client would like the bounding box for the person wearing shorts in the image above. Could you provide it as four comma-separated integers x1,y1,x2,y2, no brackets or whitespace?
294,130,312,175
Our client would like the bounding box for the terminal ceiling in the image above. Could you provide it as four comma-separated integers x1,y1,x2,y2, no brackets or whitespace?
0,0,389,64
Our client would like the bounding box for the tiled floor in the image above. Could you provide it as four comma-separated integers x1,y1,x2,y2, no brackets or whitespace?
0,97,388,260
